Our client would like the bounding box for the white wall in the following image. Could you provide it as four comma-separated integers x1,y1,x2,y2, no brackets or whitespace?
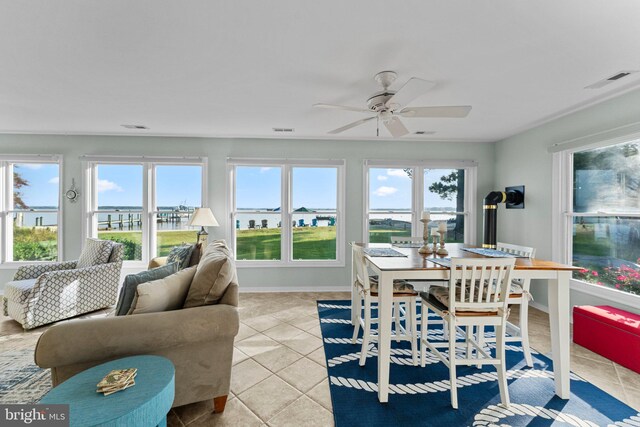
0,134,495,290
495,88,640,314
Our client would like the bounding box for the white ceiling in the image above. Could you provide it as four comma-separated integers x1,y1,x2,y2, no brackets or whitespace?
1,0,640,142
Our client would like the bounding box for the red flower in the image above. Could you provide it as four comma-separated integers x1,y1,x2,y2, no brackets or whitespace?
591,271,599,277
616,284,621,289
597,282,603,285
617,275,627,281
579,269,588,274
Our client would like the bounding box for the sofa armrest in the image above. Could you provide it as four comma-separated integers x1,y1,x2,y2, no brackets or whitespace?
14,261,78,281
148,256,168,269
35,304,239,369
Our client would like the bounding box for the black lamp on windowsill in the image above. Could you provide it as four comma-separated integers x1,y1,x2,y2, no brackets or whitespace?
187,207,219,243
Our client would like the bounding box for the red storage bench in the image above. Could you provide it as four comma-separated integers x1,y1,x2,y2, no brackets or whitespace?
573,305,640,374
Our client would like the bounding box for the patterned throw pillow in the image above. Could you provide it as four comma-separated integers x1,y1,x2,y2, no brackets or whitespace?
77,238,113,269
166,244,196,270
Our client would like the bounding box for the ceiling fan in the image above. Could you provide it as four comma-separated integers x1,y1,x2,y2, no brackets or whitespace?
314,71,471,138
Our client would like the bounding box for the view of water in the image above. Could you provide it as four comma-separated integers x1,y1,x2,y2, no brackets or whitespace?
15,207,456,231
13,206,196,231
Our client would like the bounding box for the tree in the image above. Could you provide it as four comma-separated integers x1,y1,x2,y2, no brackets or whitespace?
428,170,465,241
14,170,29,209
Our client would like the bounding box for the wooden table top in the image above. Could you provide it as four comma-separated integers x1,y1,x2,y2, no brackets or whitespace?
358,243,580,272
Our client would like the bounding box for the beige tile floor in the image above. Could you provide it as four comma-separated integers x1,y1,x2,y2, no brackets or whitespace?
1,292,639,426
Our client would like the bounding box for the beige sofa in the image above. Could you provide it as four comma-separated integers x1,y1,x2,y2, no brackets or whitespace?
34,241,239,412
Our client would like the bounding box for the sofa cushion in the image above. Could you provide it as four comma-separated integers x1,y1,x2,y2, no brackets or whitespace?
167,244,196,270
183,240,237,308
4,279,37,304
77,238,113,269
128,266,197,315
115,262,179,316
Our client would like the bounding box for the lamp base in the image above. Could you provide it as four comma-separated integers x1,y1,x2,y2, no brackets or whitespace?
196,227,208,244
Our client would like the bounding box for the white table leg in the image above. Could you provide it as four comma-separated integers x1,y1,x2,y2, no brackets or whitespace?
547,271,571,398
351,254,357,325
377,272,393,403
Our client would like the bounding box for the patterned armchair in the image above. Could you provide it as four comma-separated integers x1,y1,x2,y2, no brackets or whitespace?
2,243,123,330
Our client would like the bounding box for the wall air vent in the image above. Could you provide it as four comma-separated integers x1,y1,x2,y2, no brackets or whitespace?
121,124,148,130
272,128,295,133
585,70,638,89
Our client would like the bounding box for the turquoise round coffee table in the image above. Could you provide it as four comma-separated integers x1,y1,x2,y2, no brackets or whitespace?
40,355,175,427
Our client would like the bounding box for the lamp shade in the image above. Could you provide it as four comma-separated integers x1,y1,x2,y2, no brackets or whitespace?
187,208,219,227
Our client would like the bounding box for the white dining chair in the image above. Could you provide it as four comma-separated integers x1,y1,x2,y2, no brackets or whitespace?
351,242,419,366
475,242,536,367
420,257,515,409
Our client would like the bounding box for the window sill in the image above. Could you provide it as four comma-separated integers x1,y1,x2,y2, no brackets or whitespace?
570,278,640,310
237,260,345,268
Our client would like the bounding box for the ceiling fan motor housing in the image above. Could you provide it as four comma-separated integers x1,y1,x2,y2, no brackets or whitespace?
367,91,396,111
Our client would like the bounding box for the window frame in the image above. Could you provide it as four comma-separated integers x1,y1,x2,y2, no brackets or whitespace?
0,154,63,266
82,156,207,268
553,138,640,309
363,160,477,245
227,158,346,268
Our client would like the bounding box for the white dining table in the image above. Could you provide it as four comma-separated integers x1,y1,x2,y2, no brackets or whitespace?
351,242,579,403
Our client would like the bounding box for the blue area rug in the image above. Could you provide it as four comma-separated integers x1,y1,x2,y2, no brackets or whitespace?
0,349,50,404
318,300,640,427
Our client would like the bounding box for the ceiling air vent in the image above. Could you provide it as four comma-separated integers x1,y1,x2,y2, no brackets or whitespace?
272,127,294,133
585,70,638,89
414,131,436,135
121,124,148,130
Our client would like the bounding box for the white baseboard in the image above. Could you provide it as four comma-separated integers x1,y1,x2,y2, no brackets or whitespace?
529,300,549,314
240,285,350,293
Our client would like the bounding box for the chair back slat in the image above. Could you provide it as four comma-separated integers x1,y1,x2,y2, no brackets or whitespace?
448,258,515,313
350,242,371,291
496,242,536,258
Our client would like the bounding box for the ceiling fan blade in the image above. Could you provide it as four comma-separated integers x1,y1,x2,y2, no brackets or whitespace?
385,78,436,109
399,106,472,118
313,103,371,113
328,116,376,134
383,117,410,138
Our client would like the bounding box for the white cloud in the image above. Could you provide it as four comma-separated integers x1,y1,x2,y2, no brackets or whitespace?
377,175,388,181
260,167,272,173
387,169,410,178
48,177,59,184
374,186,398,197
97,179,123,193
18,164,43,170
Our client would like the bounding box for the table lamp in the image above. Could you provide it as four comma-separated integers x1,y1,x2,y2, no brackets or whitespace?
187,207,219,243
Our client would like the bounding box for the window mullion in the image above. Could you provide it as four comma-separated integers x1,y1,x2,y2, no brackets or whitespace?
283,164,291,264
148,163,157,260
413,166,423,238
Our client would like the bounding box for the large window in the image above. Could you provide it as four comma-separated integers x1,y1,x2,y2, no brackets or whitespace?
365,161,476,244
0,156,62,262
84,157,205,264
561,140,640,297
229,159,345,266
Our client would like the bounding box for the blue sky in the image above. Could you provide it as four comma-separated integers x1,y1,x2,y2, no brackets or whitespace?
15,163,458,210
369,168,460,210
13,163,203,208
96,164,202,207
236,167,337,210
13,164,60,207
